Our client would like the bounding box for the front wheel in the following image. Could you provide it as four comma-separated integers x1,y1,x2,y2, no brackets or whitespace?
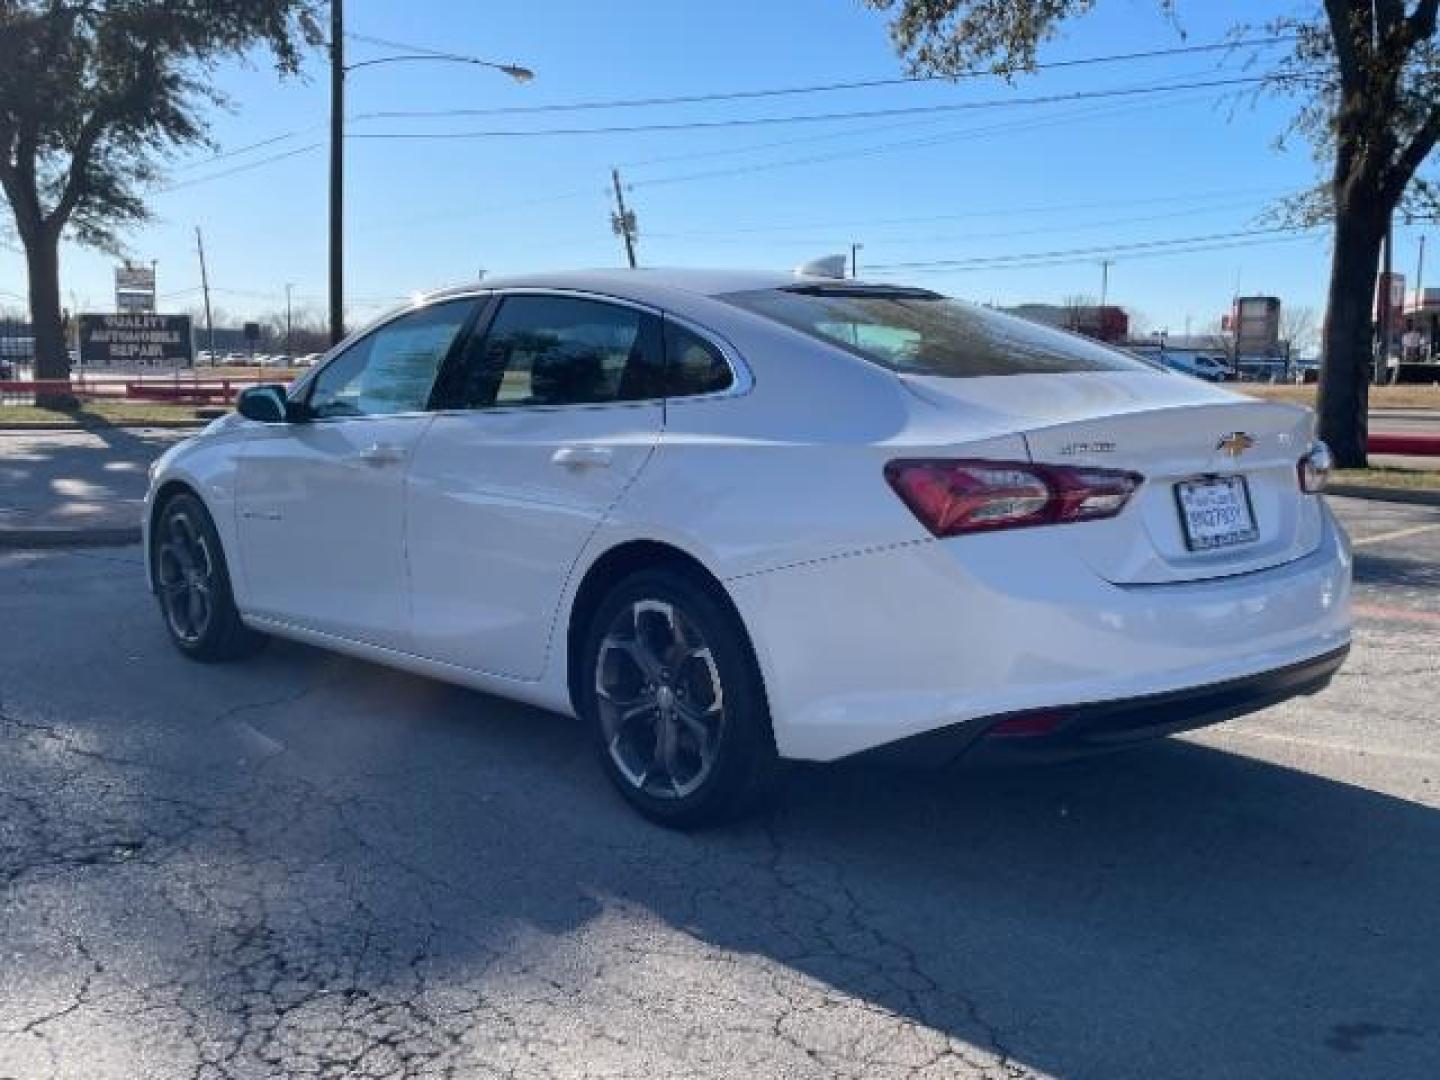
151,491,265,662
582,568,781,829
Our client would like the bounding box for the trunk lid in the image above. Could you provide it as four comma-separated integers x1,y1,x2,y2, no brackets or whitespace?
900,371,1323,584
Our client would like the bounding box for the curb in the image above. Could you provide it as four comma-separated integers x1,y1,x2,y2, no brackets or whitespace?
0,524,141,549
1328,484,1440,508
0,420,207,432
1369,432,1440,455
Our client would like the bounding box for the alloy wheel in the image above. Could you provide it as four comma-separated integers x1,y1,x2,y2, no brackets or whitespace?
155,508,215,645
595,598,726,799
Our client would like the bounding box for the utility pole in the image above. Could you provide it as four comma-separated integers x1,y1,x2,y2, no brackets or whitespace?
1416,234,1426,302
1099,258,1113,310
195,227,215,367
285,283,294,356
610,167,638,269
1418,234,1428,361
1378,215,1394,383
329,0,345,345
851,242,863,279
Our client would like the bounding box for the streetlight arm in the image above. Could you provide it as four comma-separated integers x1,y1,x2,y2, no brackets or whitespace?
344,54,534,81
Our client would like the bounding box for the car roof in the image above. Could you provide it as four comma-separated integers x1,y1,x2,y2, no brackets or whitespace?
425,267,851,307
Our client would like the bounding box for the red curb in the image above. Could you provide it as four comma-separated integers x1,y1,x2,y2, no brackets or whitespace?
1369,432,1440,455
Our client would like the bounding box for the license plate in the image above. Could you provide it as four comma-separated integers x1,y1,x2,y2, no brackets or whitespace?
1174,475,1259,551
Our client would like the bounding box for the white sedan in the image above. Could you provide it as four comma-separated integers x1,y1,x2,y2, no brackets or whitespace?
144,269,1351,826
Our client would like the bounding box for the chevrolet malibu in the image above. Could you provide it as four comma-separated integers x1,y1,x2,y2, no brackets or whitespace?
144,269,1351,827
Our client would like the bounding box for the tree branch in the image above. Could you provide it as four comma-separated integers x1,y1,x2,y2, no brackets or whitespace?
1388,106,1440,203
1410,0,1440,42
44,108,109,236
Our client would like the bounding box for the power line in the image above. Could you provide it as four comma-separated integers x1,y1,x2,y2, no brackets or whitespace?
355,36,1295,119
867,226,1322,272
627,83,1229,190
347,74,1320,141
870,233,1325,276
644,185,1291,240
169,126,325,173
647,194,1289,249
159,144,322,192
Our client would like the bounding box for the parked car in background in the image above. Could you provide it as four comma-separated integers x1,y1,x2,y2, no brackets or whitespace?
145,268,1351,827
1163,352,1233,382
295,352,322,367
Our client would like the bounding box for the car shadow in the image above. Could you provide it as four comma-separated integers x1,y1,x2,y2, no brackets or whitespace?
210,641,1440,1078
4,616,1435,1078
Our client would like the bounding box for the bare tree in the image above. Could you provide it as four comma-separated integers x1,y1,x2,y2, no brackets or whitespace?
1280,304,1322,355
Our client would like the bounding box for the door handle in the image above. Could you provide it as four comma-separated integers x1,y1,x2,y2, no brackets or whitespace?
356,443,407,466
551,445,613,470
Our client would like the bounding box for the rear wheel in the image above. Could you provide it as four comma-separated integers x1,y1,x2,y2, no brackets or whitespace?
582,567,781,828
152,491,264,662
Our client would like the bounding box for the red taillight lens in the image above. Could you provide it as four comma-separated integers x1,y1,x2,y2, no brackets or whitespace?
885,459,1143,537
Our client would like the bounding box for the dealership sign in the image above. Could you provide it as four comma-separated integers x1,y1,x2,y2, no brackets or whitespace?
79,313,193,365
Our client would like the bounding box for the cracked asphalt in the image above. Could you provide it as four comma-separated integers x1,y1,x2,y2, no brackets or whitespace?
1,495,1437,1079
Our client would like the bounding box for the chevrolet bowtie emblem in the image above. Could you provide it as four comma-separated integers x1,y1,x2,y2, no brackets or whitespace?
1216,431,1256,457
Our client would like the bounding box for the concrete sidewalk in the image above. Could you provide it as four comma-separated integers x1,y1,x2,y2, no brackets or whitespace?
0,427,190,546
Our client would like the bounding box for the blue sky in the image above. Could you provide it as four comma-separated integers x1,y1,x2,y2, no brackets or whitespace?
1,0,1430,342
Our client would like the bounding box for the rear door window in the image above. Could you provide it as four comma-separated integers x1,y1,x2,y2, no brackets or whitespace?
435,295,665,409
721,286,1160,378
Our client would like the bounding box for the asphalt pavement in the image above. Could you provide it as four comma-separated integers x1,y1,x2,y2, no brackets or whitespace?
0,497,1436,1079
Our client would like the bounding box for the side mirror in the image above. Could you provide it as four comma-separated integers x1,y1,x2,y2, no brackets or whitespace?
236,384,293,424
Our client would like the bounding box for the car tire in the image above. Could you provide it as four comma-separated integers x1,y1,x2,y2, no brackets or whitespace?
581,567,782,829
151,491,265,662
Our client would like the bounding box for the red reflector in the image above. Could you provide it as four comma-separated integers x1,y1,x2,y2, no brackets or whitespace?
988,711,1064,738
885,459,1143,537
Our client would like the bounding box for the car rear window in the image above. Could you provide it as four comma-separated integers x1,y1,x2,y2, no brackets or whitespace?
720,286,1160,378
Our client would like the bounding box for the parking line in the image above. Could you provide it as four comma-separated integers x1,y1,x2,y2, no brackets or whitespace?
1351,523,1440,547
1352,602,1440,626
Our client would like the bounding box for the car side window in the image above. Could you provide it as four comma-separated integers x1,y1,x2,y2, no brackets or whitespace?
663,321,734,397
306,300,477,419
438,295,664,410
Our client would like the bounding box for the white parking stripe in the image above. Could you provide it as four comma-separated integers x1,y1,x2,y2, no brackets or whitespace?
1351,523,1440,547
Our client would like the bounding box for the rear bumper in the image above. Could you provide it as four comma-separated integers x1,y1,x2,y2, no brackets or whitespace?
728,502,1351,762
859,643,1349,768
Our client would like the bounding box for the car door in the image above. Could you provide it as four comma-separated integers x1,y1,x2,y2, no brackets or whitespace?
234,298,481,648
405,291,667,679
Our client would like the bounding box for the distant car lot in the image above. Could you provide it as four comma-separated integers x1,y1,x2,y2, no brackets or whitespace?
0,494,1436,1078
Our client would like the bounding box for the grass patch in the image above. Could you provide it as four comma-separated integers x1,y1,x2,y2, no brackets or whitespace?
1238,384,1440,409
1333,467,1440,491
0,400,208,427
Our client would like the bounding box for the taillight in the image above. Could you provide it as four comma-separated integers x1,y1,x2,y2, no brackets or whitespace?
1298,440,1332,494
884,459,1143,537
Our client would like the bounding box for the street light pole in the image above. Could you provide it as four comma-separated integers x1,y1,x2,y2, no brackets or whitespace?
327,15,533,347
329,0,345,346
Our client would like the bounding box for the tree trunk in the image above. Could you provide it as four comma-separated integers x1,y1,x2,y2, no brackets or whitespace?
1316,199,1386,468
25,230,76,409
